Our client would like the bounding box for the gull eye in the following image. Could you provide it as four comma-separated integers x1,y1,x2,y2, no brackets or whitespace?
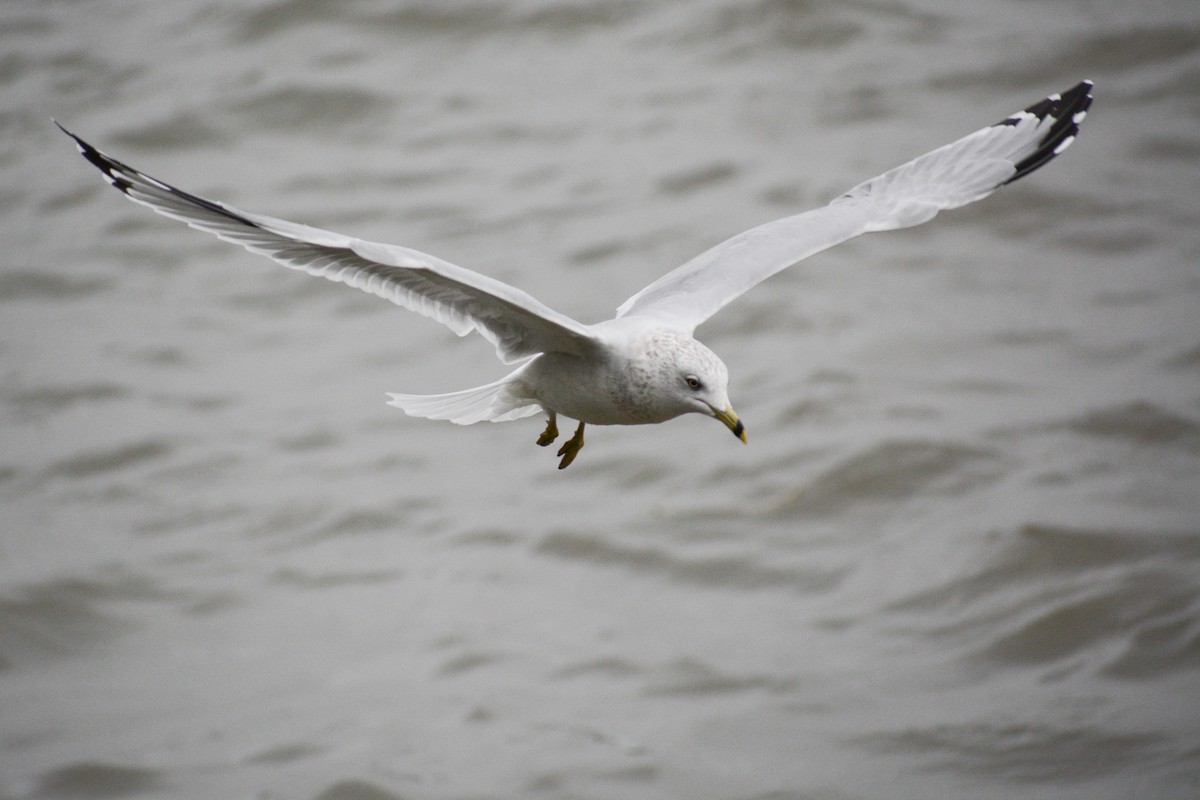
685,375,703,390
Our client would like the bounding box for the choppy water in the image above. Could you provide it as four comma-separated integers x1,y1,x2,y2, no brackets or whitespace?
3,1,1200,798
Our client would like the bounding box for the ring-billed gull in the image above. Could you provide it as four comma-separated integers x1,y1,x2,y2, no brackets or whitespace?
60,81,1092,469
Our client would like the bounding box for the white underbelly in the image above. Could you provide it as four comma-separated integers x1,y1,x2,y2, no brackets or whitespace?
518,352,668,426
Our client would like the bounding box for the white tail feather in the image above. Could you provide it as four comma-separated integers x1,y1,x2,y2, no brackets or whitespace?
386,367,541,425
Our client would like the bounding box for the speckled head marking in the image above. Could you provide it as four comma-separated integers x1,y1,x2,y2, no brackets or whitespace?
616,329,733,424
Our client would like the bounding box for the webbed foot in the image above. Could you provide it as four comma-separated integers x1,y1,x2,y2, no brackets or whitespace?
556,422,586,469
536,413,559,447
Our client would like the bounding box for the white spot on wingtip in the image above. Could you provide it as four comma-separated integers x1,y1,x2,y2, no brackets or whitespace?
1053,135,1076,155
1001,111,1034,127
1073,110,1087,124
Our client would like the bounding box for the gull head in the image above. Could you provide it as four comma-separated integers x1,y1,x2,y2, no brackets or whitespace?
621,329,746,442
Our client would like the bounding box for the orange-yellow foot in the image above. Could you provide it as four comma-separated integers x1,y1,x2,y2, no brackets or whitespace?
556,422,585,469
536,413,558,447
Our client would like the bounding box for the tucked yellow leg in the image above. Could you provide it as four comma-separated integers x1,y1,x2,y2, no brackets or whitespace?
556,421,586,469
536,412,559,447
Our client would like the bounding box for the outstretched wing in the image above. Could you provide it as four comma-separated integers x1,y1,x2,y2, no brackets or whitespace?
59,125,598,364
616,80,1094,330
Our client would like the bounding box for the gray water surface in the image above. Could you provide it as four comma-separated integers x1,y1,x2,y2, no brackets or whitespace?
3,1,1199,798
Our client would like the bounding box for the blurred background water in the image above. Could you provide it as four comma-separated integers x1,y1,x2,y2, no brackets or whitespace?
3,1,1199,798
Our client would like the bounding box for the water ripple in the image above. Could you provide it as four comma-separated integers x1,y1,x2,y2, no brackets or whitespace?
643,657,796,697
1061,401,1200,453
234,0,646,42
853,722,1167,782
974,570,1198,671
765,439,1006,519
34,762,165,798
47,439,172,480
0,572,174,670
310,780,407,800
222,85,390,133
5,383,127,425
0,270,109,301
889,523,1200,678
535,530,843,592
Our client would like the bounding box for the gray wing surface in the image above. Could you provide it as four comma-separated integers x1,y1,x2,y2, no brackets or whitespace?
616,81,1093,331
60,125,597,364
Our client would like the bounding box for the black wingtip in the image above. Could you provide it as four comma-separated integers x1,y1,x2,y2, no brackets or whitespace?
57,122,267,232
55,120,137,194
999,80,1094,185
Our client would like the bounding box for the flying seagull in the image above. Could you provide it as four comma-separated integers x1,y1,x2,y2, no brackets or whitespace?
60,80,1093,469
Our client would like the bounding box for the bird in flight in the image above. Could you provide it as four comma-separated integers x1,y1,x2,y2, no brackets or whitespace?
60,80,1093,469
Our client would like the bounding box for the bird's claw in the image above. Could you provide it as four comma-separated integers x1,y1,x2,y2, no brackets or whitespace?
536,416,558,447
